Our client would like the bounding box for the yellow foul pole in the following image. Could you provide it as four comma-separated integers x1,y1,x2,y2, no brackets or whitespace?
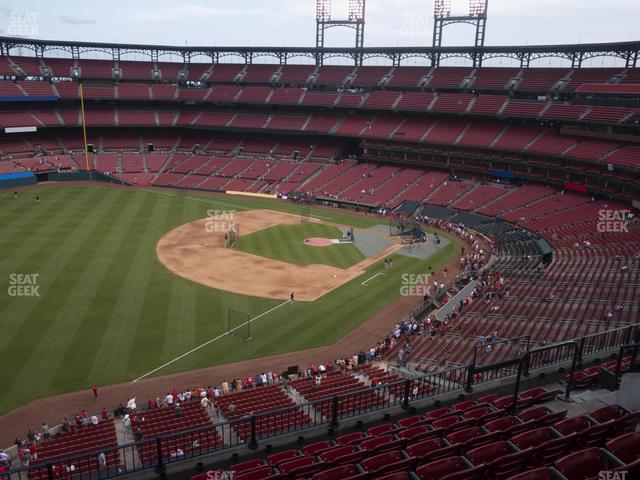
79,83,91,175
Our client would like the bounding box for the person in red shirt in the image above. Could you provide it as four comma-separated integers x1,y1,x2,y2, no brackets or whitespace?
147,397,153,410
101,408,109,420
28,443,37,461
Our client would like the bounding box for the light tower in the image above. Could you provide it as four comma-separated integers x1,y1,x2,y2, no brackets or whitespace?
315,0,366,50
433,0,488,66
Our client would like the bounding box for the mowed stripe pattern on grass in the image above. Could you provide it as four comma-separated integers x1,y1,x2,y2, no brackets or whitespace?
236,222,365,269
0,186,458,416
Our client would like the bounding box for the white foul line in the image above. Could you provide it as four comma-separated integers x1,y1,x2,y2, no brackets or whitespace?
361,272,386,286
132,299,291,383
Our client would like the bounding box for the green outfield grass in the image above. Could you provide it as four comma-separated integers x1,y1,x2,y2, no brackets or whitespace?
236,222,365,268
0,185,458,415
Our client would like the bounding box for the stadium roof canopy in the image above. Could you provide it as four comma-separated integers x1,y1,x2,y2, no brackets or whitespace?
1,36,639,67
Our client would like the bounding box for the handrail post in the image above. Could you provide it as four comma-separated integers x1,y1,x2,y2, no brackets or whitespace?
402,380,411,409
248,416,258,450
564,342,579,401
465,363,475,393
576,337,585,369
330,395,339,428
155,437,164,473
510,353,526,415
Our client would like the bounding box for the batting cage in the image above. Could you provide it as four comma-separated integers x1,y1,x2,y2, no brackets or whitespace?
224,224,239,248
389,218,427,244
228,308,252,340
301,205,311,222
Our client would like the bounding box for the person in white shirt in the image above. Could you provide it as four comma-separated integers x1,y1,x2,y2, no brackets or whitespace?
90,415,99,426
200,396,210,409
165,393,174,406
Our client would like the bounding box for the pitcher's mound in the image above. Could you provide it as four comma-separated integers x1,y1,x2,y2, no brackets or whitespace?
304,237,334,247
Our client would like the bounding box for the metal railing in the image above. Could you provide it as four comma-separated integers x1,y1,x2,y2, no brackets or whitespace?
4,324,637,480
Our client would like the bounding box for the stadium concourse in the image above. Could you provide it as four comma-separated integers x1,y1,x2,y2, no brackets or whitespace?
0,32,640,480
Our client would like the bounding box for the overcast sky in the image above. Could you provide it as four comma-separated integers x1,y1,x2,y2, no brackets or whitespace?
1,0,638,65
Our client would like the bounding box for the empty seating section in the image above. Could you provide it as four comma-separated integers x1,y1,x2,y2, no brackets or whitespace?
208,85,241,102
527,131,577,155
316,163,376,196
427,181,474,206
177,87,209,101
427,67,472,88
493,125,545,151
118,60,153,80
366,168,425,208
266,115,308,131
301,91,338,106
364,117,402,138
564,140,619,161
278,65,315,84
583,106,633,123
237,86,272,103
78,59,114,78
478,185,554,217
208,64,244,82
335,115,371,136
424,119,467,144
117,83,150,99
387,66,429,87
544,104,589,121
156,62,185,81
395,92,435,111
18,81,56,96
118,110,156,126
135,402,217,464
95,155,119,173
564,67,621,91
268,88,304,104
301,161,355,194
242,64,278,83
362,91,401,109
314,66,354,85
150,84,177,100
471,67,520,89
503,192,587,223
457,123,504,147
229,114,269,129
602,145,640,168
214,385,308,440
391,118,434,142
340,165,400,202
431,93,473,113
335,93,364,108
469,95,508,115
351,66,391,86
503,100,546,118
517,68,568,91
27,421,118,480
452,184,507,211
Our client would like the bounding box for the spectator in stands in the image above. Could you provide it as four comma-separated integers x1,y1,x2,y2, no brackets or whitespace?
165,392,174,406
101,408,109,420
122,414,131,432
41,423,50,440
174,403,182,418
97,452,107,470
0,450,10,467
28,443,37,461
90,414,99,426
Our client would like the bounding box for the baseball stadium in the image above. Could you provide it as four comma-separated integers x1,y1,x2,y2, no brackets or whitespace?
0,1,639,480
